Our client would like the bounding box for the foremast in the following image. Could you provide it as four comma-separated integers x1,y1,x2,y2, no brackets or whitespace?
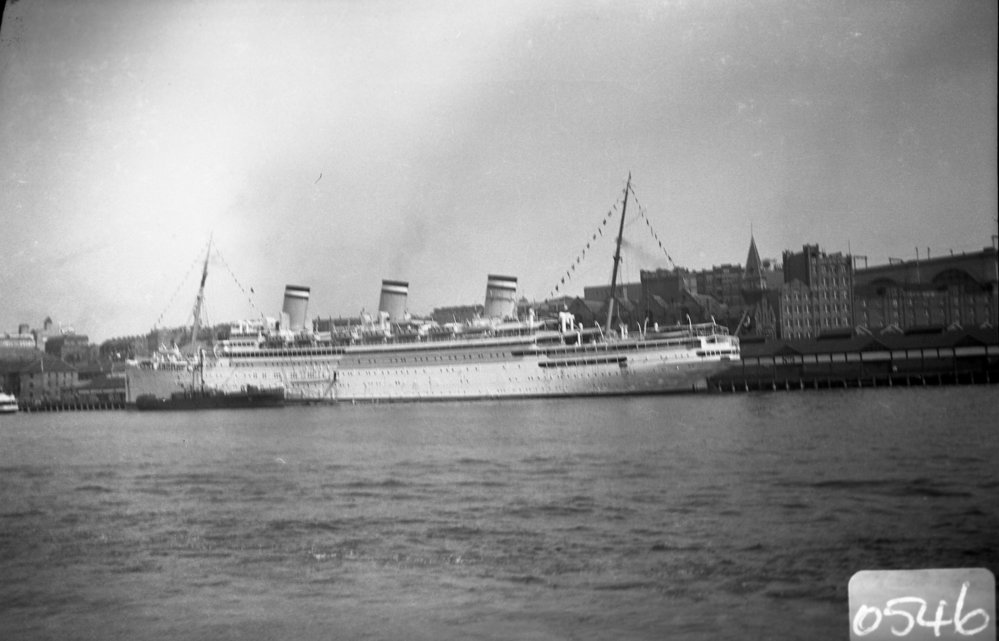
605,173,631,331
188,236,211,360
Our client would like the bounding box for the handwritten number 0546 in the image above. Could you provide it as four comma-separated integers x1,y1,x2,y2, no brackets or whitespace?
853,582,990,637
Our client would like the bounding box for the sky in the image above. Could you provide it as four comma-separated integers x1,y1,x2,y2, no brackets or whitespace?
1,0,996,342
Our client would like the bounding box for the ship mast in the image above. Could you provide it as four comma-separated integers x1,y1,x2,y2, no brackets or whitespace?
188,236,211,358
605,173,631,331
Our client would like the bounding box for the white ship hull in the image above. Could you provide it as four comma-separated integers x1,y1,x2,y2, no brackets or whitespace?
126,331,738,404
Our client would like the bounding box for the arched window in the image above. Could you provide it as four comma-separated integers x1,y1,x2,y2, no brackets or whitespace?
932,269,980,293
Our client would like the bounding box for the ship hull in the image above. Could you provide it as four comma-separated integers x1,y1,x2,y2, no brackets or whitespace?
126,333,737,404
135,387,285,411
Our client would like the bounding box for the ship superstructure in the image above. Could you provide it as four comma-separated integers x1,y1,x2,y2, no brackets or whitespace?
126,176,739,403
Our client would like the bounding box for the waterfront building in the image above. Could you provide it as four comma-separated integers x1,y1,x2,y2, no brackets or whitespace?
0,354,78,405
638,268,721,327
581,282,643,328
33,317,57,350
44,333,92,364
779,244,855,340
583,282,643,308
531,296,601,326
3,317,59,356
696,264,744,309
638,238,785,335
98,334,153,361
853,246,998,333
0,331,36,355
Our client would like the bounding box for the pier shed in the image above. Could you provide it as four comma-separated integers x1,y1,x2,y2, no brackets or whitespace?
709,328,999,391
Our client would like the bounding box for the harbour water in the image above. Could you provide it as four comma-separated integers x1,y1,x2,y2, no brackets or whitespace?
1,386,996,640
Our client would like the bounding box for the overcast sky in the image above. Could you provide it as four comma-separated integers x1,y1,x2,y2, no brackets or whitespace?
1,0,995,342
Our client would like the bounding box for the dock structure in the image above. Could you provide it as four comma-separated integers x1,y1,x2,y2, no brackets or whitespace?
17,398,128,412
708,328,999,392
4,330,997,410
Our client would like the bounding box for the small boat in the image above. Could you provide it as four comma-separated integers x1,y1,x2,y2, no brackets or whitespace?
0,391,18,414
135,385,285,411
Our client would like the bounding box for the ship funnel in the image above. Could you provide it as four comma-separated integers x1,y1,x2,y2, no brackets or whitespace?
484,274,518,319
378,279,409,323
281,285,310,331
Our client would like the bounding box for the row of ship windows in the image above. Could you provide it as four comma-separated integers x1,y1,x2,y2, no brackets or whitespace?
236,368,634,380
349,371,629,384
351,353,508,365
696,349,736,357
529,371,626,380
345,356,669,375
232,350,343,359
233,354,686,380
230,346,691,369
229,366,515,378
229,354,691,377
232,362,335,368
232,352,512,366
343,366,515,376
231,354,518,366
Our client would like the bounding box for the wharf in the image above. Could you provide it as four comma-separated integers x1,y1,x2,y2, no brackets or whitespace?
7,328,998,408
17,399,128,412
709,328,999,393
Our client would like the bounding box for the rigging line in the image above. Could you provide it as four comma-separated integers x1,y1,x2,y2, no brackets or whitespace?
154,249,207,328
628,189,676,269
213,244,264,319
546,195,626,300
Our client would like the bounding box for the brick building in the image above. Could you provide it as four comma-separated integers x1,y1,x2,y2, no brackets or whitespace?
853,247,997,332
696,264,744,308
638,269,714,326
583,282,644,307
44,333,92,364
0,355,79,404
779,244,854,340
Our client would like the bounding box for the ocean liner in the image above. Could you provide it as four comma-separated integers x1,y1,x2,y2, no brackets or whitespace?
126,176,739,404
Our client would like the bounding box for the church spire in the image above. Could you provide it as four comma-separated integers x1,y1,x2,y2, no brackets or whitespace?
739,233,776,338
744,234,765,290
